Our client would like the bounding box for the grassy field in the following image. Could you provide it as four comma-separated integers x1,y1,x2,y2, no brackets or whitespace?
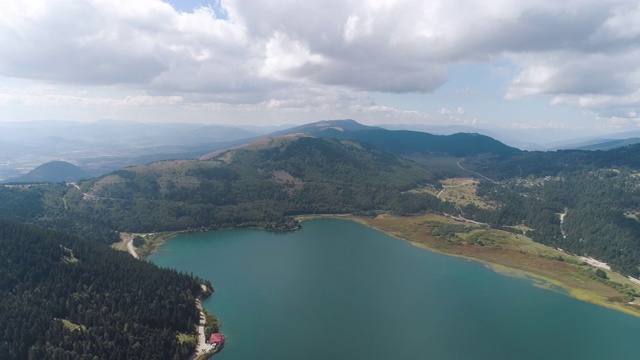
347,213,640,317
438,178,495,209
58,318,86,332
406,177,495,210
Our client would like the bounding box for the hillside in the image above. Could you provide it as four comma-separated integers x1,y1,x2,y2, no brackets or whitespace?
4,161,90,183
66,136,451,232
4,123,640,281
270,120,519,157
455,145,640,276
465,143,640,180
270,119,382,134
0,220,208,359
0,183,118,244
574,138,640,151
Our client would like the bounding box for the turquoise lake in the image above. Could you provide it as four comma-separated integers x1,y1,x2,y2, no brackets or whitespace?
148,219,640,359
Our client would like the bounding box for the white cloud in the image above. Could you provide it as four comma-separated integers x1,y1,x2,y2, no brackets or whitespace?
1,0,640,124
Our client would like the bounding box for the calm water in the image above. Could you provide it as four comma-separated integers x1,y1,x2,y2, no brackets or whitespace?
149,219,640,359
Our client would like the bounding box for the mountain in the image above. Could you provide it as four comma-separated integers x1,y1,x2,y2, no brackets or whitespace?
5,122,640,280
561,138,640,151
465,143,640,180
271,119,381,134
67,136,451,232
4,161,91,183
328,129,519,157
0,120,276,183
0,120,263,147
270,119,520,157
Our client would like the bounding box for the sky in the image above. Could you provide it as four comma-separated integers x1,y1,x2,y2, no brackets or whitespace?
1,0,640,139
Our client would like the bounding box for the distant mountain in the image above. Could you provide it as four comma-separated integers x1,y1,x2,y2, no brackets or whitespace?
270,120,519,157
466,142,640,180
0,120,277,181
270,119,381,135
0,120,263,147
4,161,90,183
378,123,543,150
543,129,640,150
557,137,640,151
380,123,487,135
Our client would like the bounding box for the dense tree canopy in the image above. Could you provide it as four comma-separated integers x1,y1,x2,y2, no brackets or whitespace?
460,170,640,277
0,220,208,359
65,137,448,232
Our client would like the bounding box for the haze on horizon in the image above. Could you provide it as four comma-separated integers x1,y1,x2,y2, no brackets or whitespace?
1,0,640,143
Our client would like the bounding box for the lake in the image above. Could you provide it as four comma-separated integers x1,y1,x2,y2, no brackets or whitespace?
149,219,640,359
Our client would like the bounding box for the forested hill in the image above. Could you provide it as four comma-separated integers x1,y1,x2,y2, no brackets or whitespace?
0,183,118,244
456,143,640,277
466,143,640,180
3,161,91,183
67,136,453,232
269,119,519,157
0,220,209,359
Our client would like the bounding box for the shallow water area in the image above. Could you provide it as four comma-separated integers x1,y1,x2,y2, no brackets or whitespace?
149,219,640,360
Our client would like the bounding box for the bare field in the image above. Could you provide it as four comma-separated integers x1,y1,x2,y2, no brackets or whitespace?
437,178,495,209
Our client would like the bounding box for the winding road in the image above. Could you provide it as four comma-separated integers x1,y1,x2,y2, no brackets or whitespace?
437,179,475,199
559,209,568,239
126,239,140,259
68,182,125,201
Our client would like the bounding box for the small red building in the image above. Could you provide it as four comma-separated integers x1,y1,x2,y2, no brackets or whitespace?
209,333,225,347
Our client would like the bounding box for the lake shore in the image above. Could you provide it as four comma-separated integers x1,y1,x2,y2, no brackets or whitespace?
149,217,640,359
114,231,183,260
122,213,640,318
358,214,640,317
297,213,640,318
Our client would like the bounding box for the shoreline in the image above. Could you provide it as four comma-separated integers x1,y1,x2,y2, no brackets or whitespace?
296,214,640,318
115,231,184,260
118,214,640,318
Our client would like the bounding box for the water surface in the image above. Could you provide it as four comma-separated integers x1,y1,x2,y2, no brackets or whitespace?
149,219,640,359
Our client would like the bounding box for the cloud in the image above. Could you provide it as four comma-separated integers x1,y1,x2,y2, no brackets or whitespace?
0,0,254,93
1,0,640,123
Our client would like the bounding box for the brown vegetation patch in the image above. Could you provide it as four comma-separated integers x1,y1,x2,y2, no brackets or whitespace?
132,159,198,172
272,171,304,194
88,174,126,196
200,134,310,161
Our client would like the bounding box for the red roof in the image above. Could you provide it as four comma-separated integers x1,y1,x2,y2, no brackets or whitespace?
210,333,225,344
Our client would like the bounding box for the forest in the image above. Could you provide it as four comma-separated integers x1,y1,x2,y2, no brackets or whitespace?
0,220,209,359
64,137,452,232
0,184,118,244
459,169,640,277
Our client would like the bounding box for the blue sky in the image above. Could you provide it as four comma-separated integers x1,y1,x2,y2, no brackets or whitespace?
1,0,639,143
